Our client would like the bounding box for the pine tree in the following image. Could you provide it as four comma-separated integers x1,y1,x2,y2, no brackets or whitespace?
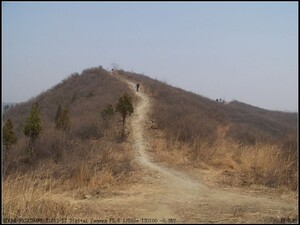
56,105,71,131
23,102,42,153
116,93,134,137
3,118,17,154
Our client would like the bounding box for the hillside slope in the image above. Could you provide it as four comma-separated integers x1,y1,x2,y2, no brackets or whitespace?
4,67,130,137
109,75,297,223
2,67,298,223
3,67,140,220
119,70,297,145
118,70,297,190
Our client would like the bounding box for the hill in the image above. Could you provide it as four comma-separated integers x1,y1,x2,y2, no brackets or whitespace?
2,102,16,114
3,66,139,173
3,67,139,219
2,66,298,222
118,70,297,190
119,70,297,145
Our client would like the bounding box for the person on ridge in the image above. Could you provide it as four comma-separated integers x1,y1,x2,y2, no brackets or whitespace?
136,83,140,92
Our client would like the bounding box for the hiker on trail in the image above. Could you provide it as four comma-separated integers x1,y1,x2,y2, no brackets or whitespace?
136,83,140,92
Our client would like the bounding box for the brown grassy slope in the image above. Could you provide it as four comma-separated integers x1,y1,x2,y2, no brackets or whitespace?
3,67,137,187
118,70,298,190
118,70,297,145
3,67,140,219
4,67,130,137
225,101,297,145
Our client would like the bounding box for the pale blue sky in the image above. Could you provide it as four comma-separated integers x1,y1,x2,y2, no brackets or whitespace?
2,2,298,112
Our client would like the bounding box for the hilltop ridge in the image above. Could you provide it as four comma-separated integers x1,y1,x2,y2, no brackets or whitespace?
118,70,297,145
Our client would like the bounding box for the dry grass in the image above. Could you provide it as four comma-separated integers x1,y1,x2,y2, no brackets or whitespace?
2,67,298,220
3,170,75,220
119,70,296,146
3,67,129,137
236,144,297,190
150,135,297,190
2,67,138,221
119,70,298,191
3,140,138,221
3,67,134,174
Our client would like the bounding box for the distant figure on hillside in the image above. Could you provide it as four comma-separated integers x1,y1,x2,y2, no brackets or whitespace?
136,83,140,92
111,69,114,75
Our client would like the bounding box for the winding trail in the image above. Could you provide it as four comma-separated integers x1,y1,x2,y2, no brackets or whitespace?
115,76,297,223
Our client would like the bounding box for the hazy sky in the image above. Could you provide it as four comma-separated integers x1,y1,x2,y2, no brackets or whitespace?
2,2,298,112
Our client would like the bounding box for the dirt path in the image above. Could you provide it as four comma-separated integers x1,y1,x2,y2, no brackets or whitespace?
116,77,297,223
61,75,297,223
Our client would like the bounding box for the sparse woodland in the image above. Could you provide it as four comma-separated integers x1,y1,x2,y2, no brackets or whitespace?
2,67,297,220
3,67,137,219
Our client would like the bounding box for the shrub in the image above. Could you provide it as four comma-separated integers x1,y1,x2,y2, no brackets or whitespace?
55,106,71,131
23,102,43,154
101,104,115,121
3,118,17,154
115,93,134,137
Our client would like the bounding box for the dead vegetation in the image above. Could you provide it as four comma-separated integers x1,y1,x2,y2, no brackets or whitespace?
119,70,298,191
2,67,297,221
3,67,138,220
3,139,138,221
